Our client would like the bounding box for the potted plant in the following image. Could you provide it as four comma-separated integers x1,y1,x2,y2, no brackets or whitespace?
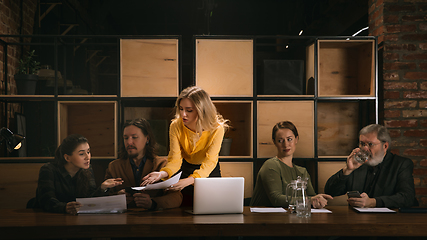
14,50,41,95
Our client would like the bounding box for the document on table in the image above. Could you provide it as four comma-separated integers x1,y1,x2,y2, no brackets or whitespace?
353,207,396,213
311,208,332,213
77,194,127,214
250,207,287,213
131,171,182,191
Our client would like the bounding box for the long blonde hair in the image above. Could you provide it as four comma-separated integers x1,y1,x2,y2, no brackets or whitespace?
174,86,229,135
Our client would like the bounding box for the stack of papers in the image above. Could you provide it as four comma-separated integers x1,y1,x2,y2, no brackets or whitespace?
250,207,332,213
353,207,396,213
311,208,332,213
250,207,287,213
77,194,127,214
76,172,182,214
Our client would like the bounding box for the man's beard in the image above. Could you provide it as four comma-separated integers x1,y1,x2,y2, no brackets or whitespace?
365,148,385,167
127,148,138,159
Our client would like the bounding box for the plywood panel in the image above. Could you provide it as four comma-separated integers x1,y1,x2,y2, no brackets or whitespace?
317,102,359,157
219,162,253,198
0,163,43,209
257,101,314,158
357,42,375,96
318,161,348,206
121,39,179,97
214,101,252,157
196,39,253,97
318,40,375,97
58,101,117,158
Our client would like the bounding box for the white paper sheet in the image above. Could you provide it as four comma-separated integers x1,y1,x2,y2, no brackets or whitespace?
353,207,396,213
311,208,332,213
77,194,127,214
250,207,287,213
132,171,182,191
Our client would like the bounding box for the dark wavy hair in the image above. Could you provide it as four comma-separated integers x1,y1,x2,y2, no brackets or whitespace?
119,118,157,161
272,121,299,142
54,134,91,197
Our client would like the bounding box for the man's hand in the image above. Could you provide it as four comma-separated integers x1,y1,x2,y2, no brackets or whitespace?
118,189,133,205
133,192,153,209
66,201,82,215
347,192,376,208
311,194,333,209
166,177,194,191
141,171,168,186
343,148,365,175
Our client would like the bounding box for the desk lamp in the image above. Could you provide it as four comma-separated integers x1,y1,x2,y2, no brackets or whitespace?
0,127,25,152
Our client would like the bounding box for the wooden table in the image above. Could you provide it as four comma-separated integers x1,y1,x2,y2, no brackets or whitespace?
1,206,426,239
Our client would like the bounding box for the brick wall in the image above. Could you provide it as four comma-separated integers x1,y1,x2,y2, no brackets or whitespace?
369,0,427,206
0,0,37,126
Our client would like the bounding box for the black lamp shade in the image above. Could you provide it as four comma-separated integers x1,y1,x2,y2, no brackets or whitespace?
0,127,25,152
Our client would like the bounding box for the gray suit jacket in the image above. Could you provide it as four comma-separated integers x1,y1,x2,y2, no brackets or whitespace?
324,152,416,208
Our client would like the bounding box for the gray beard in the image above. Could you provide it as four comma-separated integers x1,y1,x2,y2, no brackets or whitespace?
365,149,385,167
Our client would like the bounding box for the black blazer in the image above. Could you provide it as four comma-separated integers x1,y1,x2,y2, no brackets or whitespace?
324,152,416,208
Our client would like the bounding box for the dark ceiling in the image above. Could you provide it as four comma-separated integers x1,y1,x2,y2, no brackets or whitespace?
37,0,369,37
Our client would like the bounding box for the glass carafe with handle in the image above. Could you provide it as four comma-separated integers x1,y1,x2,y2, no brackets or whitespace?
286,176,309,213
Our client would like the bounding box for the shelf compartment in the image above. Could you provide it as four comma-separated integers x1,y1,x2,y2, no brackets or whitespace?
196,39,253,97
257,101,314,158
1,101,56,158
316,39,375,97
214,101,253,158
58,101,117,159
255,38,315,96
56,41,119,96
123,106,175,157
120,39,179,97
219,162,253,198
317,102,360,157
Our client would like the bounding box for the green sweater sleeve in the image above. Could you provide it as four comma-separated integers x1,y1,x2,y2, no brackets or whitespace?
258,162,289,207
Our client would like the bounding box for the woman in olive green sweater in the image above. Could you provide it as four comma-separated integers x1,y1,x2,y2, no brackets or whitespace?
250,121,332,209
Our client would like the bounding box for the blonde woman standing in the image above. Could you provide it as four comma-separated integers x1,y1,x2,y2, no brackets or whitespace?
142,86,228,203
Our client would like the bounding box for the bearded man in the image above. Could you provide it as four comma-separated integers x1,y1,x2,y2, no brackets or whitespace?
324,124,417,208
104,118,182,210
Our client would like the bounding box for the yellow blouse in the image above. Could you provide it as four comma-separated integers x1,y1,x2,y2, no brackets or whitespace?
160,118,225,179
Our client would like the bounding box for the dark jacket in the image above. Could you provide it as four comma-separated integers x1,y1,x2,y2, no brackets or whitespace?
324,152,416,208
35,163,104,213
104,156,183,210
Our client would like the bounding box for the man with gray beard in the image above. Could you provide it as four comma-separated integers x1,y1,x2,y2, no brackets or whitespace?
324,124,417,208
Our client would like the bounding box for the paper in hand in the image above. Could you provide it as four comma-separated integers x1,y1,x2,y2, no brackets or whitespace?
132,171,182,191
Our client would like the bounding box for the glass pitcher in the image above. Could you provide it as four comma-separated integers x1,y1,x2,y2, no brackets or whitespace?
286,176,309,213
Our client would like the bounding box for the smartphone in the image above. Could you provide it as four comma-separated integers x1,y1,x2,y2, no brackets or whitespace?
346,191,361,198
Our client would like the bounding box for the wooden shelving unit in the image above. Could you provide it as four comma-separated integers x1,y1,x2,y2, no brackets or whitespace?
0,35,377,208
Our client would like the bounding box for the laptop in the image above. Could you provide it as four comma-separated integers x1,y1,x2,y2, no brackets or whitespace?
188,177,244,215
